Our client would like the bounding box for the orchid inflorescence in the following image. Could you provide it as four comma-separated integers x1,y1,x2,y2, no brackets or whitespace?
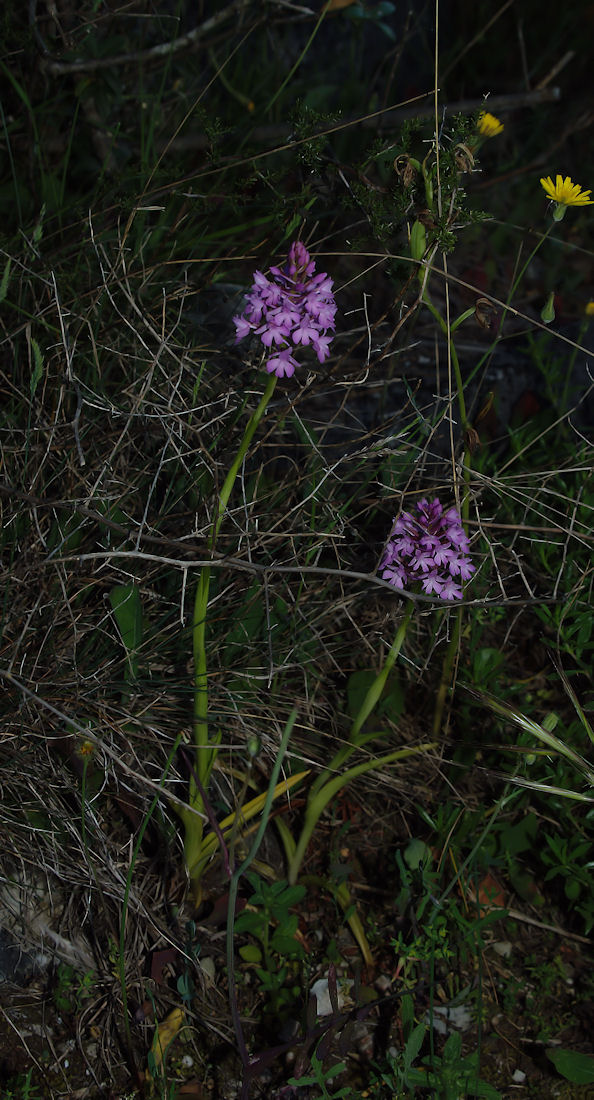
233,240,337,377
380,497,475,600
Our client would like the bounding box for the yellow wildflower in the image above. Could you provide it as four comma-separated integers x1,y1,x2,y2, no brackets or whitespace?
540,175,593,206
585,301,594,317
540,175,593,215
477,111,504,138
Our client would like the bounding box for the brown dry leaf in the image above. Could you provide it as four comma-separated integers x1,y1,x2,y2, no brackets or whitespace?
463,871,507,913
145,1006,185,1079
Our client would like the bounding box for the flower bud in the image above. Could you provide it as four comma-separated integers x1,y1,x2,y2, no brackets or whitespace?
423,172,433,210
409,220,426,263
540,291,556,324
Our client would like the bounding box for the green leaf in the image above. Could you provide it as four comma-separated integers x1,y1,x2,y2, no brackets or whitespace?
472,647,504,685
404,838,433,872
347,670,375,717
401,992,414,1030
282,212,303,240
564,878,581,901
546,1048,594,1084
275,884,306,908
442,1030,462,1062
347,669,404,721
234,910,264,936
403,1021,426,1071
474,1080,502,1098
239,943,262,964
109,583,143,681
270,931,305,958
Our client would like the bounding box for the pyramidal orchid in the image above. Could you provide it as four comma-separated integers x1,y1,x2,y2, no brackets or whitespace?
380,498,475,600
233,240,337,377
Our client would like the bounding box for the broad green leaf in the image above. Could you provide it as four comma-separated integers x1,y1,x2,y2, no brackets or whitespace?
404,838,433,872
270,931,305,958
546,1048,594,1084
275,884,306,908
238,943,262,964
475,1081,502,1098
403,1021,426,1071
401,992,414,1032
234,910,265,936
472,647,504,685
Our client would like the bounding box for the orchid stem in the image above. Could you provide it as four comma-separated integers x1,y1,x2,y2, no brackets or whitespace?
289,601,416,883
184,373,278,894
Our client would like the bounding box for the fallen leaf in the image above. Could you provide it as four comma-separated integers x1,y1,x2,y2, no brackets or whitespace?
145,1006,185,1078
151,946,180,986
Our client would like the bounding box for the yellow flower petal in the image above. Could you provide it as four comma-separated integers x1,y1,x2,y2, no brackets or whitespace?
540,174,594,207
477,111,504,137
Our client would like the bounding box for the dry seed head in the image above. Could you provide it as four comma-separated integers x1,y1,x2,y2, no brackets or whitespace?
455,143,475,174
464,426,482,455
394,154,418,189
475,297,498,331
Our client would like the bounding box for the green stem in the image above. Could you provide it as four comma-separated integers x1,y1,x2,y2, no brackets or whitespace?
311,600,415,798
499,222,555,336
429,224,555,736
421,290,472,736
185,373,278,889
351,601,414,741
288,743,435,885
289,602,417,882
432,605,462,736
422,292,468,431
264,4,329,115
